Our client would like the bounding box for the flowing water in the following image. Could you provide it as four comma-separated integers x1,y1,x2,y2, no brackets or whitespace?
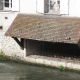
0,61,80,80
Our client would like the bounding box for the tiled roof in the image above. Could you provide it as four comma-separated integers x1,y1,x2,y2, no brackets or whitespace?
5,14,80,44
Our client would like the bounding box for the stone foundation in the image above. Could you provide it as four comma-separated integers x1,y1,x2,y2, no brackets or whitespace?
24,55,80,70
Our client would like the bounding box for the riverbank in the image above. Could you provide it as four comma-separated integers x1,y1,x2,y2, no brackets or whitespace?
1,50,80,73
1,60,80,80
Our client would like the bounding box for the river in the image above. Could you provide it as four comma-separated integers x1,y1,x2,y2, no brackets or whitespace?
0,61,80,80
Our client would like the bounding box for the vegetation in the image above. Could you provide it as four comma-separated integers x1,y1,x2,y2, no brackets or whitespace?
58,65,65,71
0,50,8,60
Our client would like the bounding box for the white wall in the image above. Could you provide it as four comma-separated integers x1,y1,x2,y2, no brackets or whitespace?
20,0,37,14
69,0,80,17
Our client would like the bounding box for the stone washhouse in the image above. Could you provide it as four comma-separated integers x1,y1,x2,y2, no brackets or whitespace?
5,14,80,56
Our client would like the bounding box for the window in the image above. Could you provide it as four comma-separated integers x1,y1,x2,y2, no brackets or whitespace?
4,0,12,10
0,0,12,10
47,0,60,14
49,0,60,11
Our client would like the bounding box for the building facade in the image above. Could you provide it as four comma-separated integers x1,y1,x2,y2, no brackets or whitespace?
0,0,80,16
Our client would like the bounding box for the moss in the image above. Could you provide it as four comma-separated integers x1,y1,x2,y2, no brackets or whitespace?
0,50,9,61
58,65,65,71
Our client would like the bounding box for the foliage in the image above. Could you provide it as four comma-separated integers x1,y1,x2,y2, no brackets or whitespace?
58,65,65,71
0,50,7,60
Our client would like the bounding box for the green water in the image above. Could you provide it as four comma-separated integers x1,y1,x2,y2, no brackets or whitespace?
0,61,80,80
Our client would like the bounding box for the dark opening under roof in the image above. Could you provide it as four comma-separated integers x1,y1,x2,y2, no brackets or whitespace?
5,14,80,44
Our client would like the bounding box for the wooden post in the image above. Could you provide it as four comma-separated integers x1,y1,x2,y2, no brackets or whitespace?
12,37,24,50
24,39,26,57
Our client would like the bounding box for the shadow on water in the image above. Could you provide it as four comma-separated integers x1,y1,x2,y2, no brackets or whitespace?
26,39,80,59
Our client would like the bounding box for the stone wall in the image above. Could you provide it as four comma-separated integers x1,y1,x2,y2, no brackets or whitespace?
0,12,24,58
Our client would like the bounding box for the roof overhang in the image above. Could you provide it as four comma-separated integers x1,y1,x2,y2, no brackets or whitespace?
5,14,80,44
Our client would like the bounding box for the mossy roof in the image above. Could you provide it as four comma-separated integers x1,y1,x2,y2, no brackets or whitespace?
5,14,80,44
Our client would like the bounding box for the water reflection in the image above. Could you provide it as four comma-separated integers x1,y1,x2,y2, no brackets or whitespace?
0,61,80,80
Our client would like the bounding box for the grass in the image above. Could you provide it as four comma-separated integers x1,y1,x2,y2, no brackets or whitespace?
58,65,65,71
0,50,8,61
57,65,80,73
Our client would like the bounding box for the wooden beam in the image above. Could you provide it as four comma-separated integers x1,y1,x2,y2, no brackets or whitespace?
12,37,24,50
